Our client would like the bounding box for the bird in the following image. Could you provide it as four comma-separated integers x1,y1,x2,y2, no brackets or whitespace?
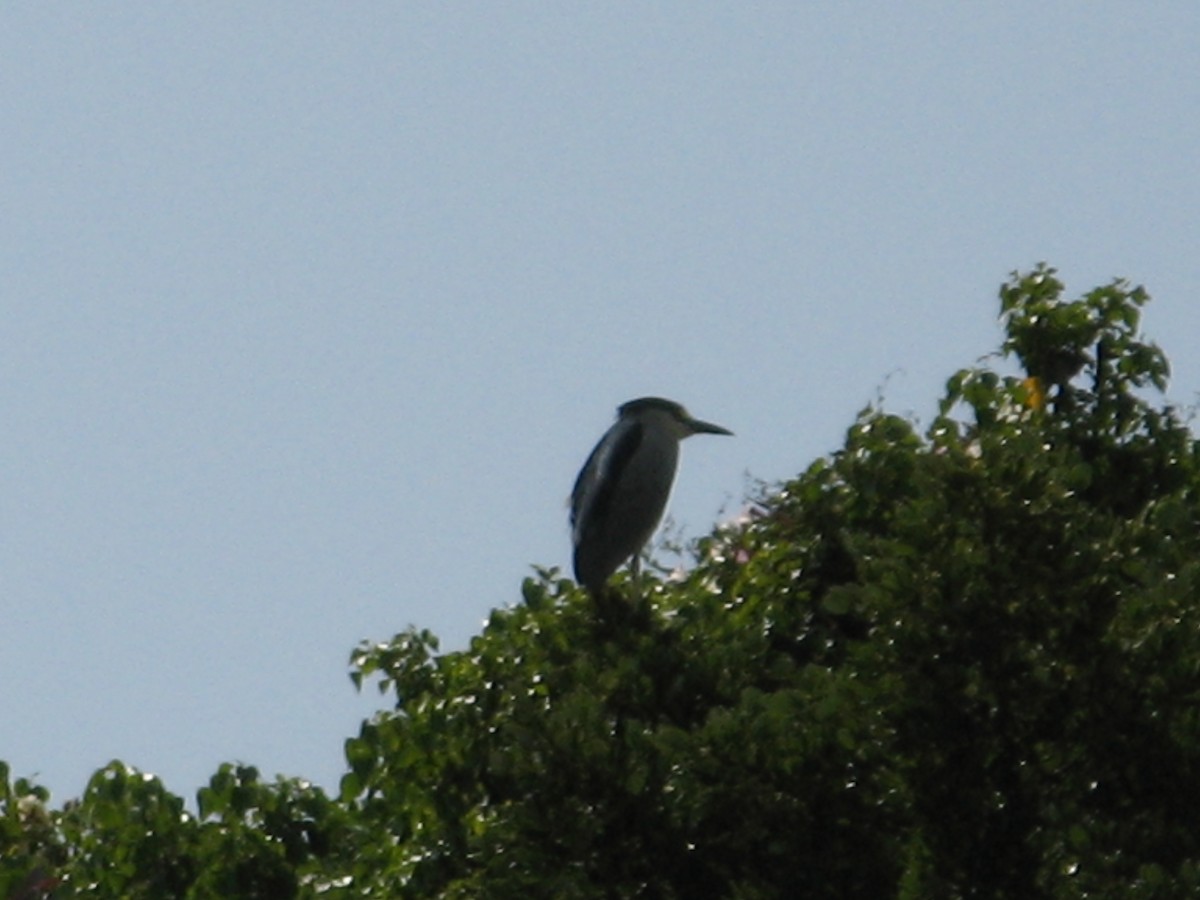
570,397,733,596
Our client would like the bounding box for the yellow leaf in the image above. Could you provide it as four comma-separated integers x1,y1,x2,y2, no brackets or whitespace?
1022,376,1046,412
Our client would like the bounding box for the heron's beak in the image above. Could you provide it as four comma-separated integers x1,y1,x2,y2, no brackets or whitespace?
688,418,733,437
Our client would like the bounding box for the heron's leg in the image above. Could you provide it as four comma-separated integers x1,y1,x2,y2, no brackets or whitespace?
629,552,642,600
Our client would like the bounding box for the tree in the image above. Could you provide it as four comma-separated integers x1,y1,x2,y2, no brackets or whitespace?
3,266,1199,898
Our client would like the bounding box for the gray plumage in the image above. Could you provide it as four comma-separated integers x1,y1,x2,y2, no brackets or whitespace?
571,397,732,594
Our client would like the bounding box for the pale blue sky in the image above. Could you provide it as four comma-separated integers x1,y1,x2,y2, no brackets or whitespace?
3,5,1198,803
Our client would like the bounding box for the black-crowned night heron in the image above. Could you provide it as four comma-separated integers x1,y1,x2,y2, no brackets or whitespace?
570,397,733,595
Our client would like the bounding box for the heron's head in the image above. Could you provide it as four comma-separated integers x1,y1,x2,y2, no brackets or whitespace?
618,397,734,440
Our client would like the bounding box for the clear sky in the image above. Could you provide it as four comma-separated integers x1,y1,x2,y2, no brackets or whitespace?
3,5,1198,804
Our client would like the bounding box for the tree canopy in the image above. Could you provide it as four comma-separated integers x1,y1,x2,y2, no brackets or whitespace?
4,266,1200,898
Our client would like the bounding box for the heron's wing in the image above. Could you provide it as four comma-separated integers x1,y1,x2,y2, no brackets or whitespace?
570,419,644,540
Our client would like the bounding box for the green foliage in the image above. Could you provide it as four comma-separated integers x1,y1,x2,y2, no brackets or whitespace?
0,762,352,898
0,763,61,899
3,267,1199,897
